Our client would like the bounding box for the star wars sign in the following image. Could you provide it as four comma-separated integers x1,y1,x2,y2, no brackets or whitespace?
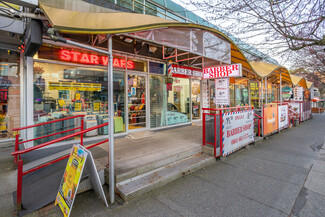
203,63,242,79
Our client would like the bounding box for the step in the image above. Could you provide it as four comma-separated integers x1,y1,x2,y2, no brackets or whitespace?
23,148,71,172
109,145,203,183
116,153,215,201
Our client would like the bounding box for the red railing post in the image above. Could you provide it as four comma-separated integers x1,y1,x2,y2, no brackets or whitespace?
219,110,223,158
214,113,217,157
258,118,260,137
17,158,23,211
80,118,84,146
14,133,19,165
202,112,206,146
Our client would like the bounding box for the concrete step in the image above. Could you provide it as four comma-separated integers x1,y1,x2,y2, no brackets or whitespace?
23,148,71,172
116,153,215,201
112,146,203,183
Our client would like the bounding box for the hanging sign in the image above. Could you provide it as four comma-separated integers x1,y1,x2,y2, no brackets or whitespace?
167,64,202,79
294,86,303,101
222,109,254,156
203,63,242,79
214,78,230,105
282,86,292,100
55,144,108,217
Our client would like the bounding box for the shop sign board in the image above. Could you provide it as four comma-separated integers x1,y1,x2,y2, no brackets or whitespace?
214,78,230,105
278,105,288,129
222,109,254,156
202,80,210,110
49,82,101,91
294,86,303,101
288,102,300,115
263,106,278,135
55,144,107,217
282,86,292,100
167,64,202,79
203,63,242,79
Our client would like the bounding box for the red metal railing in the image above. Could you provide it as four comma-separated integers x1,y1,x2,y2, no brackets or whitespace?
254,113,262,137
202,106,254,158
12,115,85,165
11,117,109,211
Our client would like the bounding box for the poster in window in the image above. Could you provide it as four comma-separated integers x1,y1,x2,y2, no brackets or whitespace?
214,78,230,106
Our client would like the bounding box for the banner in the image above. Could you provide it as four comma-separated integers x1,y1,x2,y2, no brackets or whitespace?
263,106,278,135
278,105,288,129
222,109,254,156
214,78,230,105
55,145,88,217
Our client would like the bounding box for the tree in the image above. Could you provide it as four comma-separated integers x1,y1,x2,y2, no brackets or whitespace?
189,0,325,53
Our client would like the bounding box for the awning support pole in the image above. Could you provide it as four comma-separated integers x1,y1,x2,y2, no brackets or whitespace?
107,35,115,205
261,79,263,107
265,78,267,104
280,72,282,103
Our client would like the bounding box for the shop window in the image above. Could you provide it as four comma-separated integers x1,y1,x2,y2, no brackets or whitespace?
229,84,235,107
250,81,259,108
33,62,125,144
235,85,249,106
191,80,201,120
150,75,167,128
0,62,20,140
167,78,190,126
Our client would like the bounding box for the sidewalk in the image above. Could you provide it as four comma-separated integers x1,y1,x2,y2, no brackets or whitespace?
2,114,325,217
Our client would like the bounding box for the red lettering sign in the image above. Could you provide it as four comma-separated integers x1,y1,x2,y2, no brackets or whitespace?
59,49,135,69
203,63,242,79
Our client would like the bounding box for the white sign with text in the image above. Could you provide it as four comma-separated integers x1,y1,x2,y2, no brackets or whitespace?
222,110,255,156
278,105,288,129
214,78,230,105
203,63,242,79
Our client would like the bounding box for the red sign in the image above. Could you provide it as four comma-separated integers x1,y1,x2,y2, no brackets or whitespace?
203,63,242,79
168,64,202,79
59,49,135,69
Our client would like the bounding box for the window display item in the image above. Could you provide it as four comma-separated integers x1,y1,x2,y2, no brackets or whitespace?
97,114,108,135
85,116,98,137
114,117,123,133
102,118,109,135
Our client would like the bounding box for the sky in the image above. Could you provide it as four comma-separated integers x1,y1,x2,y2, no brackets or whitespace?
172,0,289,68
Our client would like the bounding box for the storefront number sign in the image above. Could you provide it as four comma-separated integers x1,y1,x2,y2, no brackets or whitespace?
203,63,242,79
214,78,230,106
278,105,288,130
168,64,202,79
222,110,254,156
55,144,108,217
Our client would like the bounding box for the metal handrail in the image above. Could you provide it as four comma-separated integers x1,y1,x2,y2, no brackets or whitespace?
12,121,109,211
12,122,108,157
12,115,85,131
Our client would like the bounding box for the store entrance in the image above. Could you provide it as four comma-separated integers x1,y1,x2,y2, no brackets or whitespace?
128,73,147,131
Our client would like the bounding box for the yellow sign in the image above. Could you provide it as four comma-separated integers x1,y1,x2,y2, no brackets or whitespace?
74,102,82,111
93,102,100,111
58,100,66,107
75,93,81,100
49,82,101,91
55,145,88,217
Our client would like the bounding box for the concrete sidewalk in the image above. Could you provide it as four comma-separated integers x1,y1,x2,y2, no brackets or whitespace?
2,114,325,217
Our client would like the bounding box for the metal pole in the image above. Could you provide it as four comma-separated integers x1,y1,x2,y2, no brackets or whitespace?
280,72,282,104
261,79,263,107
107,35,115,205
265,78,267,104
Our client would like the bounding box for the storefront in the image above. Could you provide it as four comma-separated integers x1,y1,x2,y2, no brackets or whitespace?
0,53,21,142
29,43,207,141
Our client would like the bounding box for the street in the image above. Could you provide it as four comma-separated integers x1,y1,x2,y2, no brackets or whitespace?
22,113,325,217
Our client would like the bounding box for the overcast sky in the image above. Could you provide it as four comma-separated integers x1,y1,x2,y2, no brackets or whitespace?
172,0,288,67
